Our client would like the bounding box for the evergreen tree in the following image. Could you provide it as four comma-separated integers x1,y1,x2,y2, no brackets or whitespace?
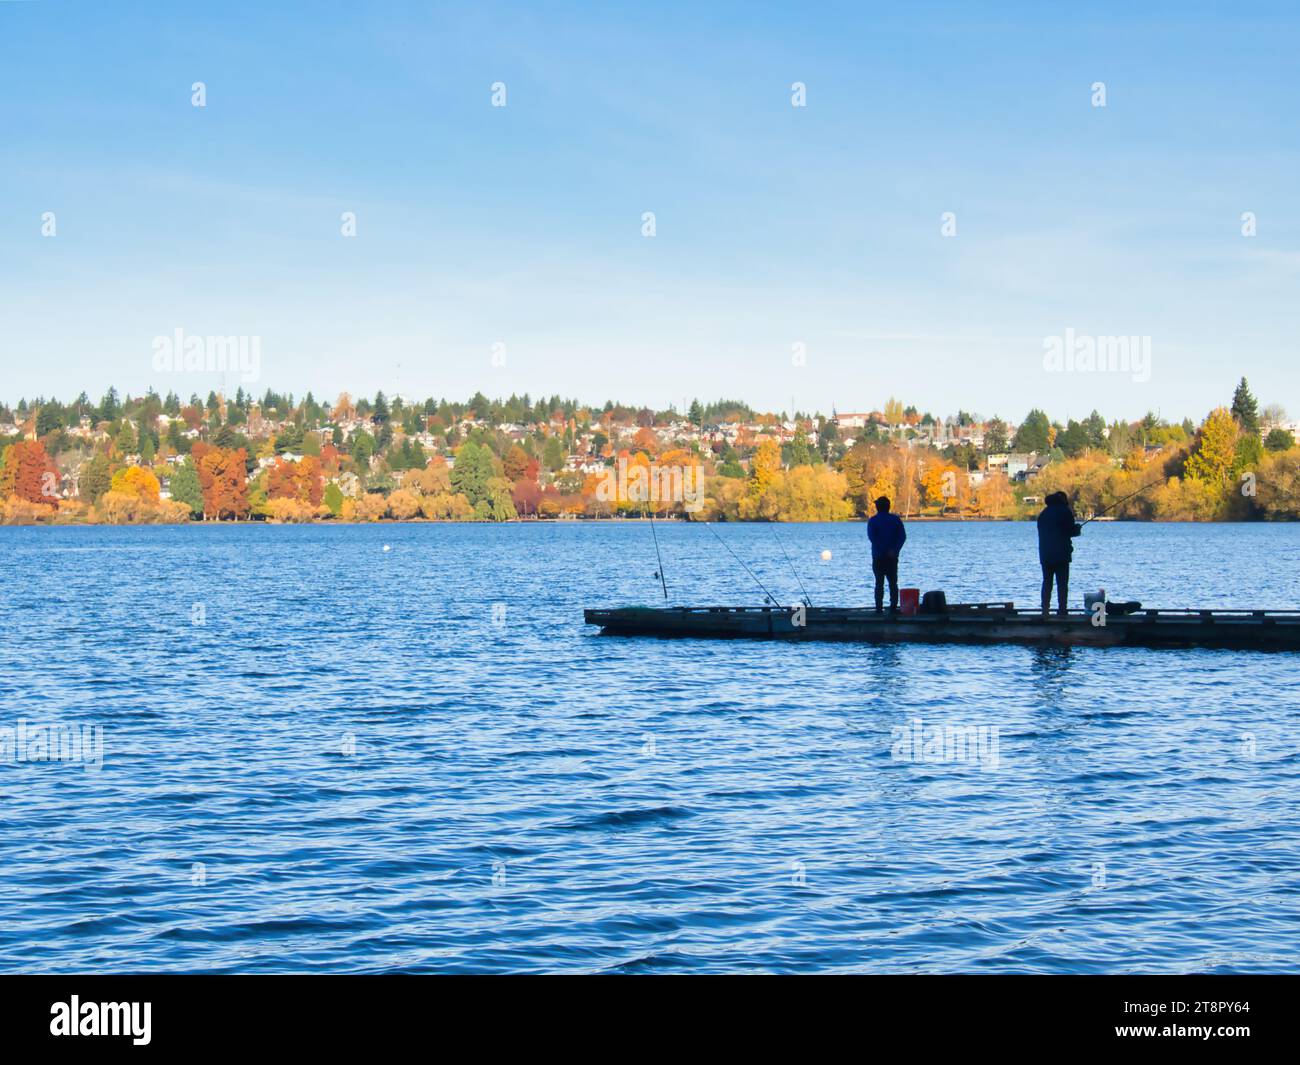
80,453,112,503
786,427,813,466
98,387,121,422
114,420,137,453
542,435,565,471
983,417,1009,453
169,458,204,516
167,420,187,454
1234,432,1264,475
1084,410,1107,449
450,441,496,504
1264,427,1295,452
1056,420,1089,457
349,431,375,473
1231,377,1259,434
1010,409,1051,453
35,404,63,437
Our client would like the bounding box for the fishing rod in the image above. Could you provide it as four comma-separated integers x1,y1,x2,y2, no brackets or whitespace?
771,526,812,606
648,511,668,600
703,522,783,607
1079,476,1164,527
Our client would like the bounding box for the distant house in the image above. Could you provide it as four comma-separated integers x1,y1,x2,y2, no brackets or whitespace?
1006,453,1033,480
565,455,604,474
1005,452,1047,481
331,472,360,498
834,412,874,430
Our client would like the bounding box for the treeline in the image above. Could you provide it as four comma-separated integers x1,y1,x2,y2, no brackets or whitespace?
1,378,1296,524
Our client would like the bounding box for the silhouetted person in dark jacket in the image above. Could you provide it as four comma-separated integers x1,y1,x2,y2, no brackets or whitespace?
867,496,906,612
1037,491,1081,616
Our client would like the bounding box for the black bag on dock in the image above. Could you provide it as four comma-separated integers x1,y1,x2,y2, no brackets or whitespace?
920,590,948,615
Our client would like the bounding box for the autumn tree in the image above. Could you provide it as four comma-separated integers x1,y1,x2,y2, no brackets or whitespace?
1184,408,1238,488
748,439,782,498
267,456,323,505
324,482,344,516
404,461,452,496
192,443,250,520
920,461,959,512
0,440,58,506
386,488,422,520
503,444,532,483
110,465,161,504
480,477,518,521
511,478,542,516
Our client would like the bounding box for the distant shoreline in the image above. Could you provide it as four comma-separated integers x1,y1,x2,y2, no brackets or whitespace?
5,514,1288,528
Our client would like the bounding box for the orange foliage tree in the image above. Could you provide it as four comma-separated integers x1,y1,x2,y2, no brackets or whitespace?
267,456,323,505
192,443,249,520
0,440,59,507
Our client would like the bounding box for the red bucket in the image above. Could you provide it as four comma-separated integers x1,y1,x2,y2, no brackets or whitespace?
899,588,920,615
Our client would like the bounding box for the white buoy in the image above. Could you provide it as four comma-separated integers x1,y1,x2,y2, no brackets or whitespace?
382,544,391,552
820,549,832,561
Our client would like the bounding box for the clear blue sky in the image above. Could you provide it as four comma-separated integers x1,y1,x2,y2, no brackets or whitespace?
2,0,1297,423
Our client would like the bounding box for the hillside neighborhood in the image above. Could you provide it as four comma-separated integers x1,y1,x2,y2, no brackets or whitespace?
2,380,1297,524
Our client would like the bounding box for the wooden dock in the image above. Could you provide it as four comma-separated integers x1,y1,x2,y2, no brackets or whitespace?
584,602,1300,651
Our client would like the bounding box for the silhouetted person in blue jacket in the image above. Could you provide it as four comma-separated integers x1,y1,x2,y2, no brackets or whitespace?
867,496,906,612
1037,491,1081,616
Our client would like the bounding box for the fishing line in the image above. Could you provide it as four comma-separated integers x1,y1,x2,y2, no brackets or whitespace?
771,526,811,606
703,522,782,607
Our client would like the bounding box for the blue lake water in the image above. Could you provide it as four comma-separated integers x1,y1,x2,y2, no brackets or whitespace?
1,520,1298,973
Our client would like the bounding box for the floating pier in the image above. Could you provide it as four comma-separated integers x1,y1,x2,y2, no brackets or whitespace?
584,602,1300,651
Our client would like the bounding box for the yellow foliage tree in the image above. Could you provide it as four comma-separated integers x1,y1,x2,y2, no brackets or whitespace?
771,466,854,521
264,498,317,523
110,465,161,504
386,488,422,520
403,464,452,495
1184,407,1238,487
748,439,782,500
